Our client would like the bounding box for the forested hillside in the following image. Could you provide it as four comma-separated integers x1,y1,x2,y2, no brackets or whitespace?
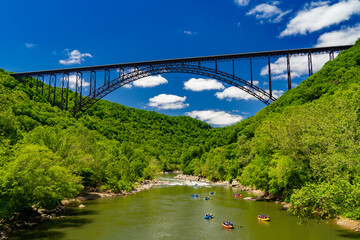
0,70,215,218
183,39,360,220
1,40,359,222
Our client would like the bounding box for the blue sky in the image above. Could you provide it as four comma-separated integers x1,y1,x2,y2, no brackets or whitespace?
1,0,360,126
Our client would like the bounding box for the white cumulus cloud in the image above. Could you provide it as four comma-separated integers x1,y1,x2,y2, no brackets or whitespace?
186,110,243,126
215,86,283,101
59,49,93,65
271,89,284,98
184,78,225,91
216,86,256,101
315,24,360,47
260,53,338,80
280,0,360,37
133,75,168,88
148,94,189,110
247,3,291,23
234,0,250,6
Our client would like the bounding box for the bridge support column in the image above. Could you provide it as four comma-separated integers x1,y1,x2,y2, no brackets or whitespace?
287,53,291,90
232,60,235,79
105,69,110,86
65,74,70,110
268,56,272,98
61,73,69,110
117,68,123,87
308,53,313,76
329,51,334,60
40,75,45,95
75,72,83,112
35,75,38,92
79,73,83,109
250,58,253,86
53,75,57,106
48,74,56,106
215,60,217,72
90,70,96,97
48,75,52,103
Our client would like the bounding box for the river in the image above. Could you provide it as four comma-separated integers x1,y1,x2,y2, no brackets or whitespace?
9,176,360,240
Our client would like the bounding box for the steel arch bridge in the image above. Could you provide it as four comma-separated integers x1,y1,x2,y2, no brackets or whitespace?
77,63,276,116
10,45,352,117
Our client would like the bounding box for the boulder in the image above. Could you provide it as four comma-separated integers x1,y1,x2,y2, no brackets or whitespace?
244,197,256,201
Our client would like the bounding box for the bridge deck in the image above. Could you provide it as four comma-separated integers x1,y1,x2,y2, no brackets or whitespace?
10,45,352,77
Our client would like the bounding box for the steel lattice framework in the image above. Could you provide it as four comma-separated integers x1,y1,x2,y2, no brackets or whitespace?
10,45,352,117
73,63,276,117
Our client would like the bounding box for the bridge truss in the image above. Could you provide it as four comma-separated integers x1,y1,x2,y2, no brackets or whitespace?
10,45,352,117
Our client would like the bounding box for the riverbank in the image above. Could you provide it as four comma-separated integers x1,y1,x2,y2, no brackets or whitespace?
0,179,168,240
62,179,168,204
174,174,360,233
335,217,360,233
174,174,265,197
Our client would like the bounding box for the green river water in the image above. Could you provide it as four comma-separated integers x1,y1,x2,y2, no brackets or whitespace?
9,176,360,240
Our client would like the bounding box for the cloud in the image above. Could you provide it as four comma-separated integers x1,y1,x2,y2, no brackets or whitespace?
68,74,90,90
186,110,243,126
315,24,360,47
148,94,189,110
216,86,256,101
133,75,168,88
247,2,291,23
260,53,338,80
216,86,283,101
271,89,284,98
248,80,260,85
184,78,225,91
122,83,133,89
59,49,93,65
280,0,360,37
184,30,196,35
25,43,37,48
234,0,250,7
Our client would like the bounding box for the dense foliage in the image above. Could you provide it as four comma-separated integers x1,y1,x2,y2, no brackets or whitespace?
0,70,213,218
182,39,360,220
1,39,359,222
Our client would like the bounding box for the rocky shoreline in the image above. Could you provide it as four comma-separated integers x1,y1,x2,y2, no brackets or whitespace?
0,179,168,240
174,174,284,202
62,179,168,204
335,216,360,233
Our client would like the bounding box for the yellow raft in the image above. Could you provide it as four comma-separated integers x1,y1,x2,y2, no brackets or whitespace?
258,215,271,221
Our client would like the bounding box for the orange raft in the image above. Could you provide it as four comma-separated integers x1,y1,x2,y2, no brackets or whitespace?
234,193,243,198
222,221,234,229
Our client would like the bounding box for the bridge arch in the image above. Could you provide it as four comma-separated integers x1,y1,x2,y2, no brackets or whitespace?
73,63,276,117
10,45,351,117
